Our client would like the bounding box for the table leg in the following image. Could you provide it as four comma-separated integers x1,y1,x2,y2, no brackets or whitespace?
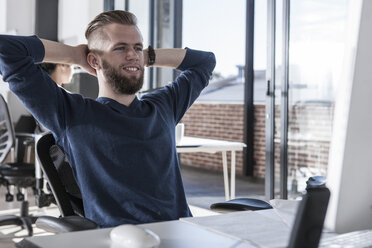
222,151,230,201
231,150,236,199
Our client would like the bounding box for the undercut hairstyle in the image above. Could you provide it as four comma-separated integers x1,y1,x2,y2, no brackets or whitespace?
39,63,57,75
85,10,138,41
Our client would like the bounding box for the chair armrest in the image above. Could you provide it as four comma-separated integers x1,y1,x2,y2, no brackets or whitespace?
35,215,98,233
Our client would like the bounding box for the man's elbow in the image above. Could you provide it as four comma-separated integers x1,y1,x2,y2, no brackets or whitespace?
207,52,216,75
0,35,9,54
0,35,20,59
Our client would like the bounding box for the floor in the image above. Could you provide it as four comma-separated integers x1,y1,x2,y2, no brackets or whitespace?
0,165,265,248
181,165,265,209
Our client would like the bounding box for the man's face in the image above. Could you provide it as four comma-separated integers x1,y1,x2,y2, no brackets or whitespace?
93,23,145,95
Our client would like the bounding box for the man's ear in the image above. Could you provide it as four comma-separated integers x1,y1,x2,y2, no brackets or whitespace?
87,52,101,70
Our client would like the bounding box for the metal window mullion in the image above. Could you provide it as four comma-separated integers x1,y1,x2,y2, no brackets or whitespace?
173,0,182,48
280,0,290,199
243,0,255,176
173,0,183,80
104,0,115,11
149,0,156,89
265,0,276,200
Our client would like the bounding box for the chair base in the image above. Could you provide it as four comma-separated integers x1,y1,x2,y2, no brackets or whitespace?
36,216,98,233
0,215,37,236
0,201,37,236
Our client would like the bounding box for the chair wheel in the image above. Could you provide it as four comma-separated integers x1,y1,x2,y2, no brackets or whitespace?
16,192,25,201
6,193,14,202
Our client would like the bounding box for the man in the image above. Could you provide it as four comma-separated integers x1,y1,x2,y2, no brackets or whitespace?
0,10,215,227
35,63,73,133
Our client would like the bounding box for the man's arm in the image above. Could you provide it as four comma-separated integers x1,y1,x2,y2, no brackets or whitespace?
43,41,187,73
40,39,96,75
142,47,216,123
144,48,187,68
0,35,86,134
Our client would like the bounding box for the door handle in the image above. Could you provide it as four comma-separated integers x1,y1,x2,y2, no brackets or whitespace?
266,80,271,96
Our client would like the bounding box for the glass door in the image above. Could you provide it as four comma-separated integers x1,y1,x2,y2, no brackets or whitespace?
266,0,350,199
286,0,349,199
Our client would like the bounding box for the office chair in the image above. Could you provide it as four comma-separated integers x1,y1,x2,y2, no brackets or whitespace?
35,133,97,233
0,95,37,236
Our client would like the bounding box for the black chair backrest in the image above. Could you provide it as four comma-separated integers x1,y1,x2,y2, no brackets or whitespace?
36,133,83,217
14,115,37,163
0,95,15,163
14,115,36,134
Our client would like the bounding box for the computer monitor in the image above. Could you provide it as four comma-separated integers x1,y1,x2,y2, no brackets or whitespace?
325,0,372,234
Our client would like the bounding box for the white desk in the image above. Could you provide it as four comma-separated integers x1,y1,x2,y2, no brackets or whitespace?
176,136,246,200
18,219,256,248
17,201,299,248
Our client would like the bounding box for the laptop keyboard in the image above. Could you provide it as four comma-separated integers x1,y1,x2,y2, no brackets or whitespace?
320,230,372,248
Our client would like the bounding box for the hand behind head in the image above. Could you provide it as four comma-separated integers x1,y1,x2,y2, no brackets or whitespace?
75,44,97,76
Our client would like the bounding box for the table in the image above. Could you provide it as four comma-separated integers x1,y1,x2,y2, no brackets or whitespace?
176,136,246,200
17,220,255,248
17,200,299,248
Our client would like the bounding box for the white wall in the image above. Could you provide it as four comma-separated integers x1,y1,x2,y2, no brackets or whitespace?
58,0,103,45
0,0,6,33
129,1,150,47
6,0,35,35
0,0,35,35
0,0,34,122
325,0,372,233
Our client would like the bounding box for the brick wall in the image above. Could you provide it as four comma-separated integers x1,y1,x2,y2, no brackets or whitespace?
181,103,245,174
253,104,266,178
181,102,334,179
286,103,334,179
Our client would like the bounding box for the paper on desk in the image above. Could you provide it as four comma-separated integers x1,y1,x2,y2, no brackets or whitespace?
269,199,300,227
181,200,300,248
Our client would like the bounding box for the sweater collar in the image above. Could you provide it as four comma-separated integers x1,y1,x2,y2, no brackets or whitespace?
96,96,140,111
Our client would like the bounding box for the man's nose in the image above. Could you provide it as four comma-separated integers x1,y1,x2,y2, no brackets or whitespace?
126,47,139,60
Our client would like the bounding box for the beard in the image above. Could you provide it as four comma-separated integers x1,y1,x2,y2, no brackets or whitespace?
102,59,144,95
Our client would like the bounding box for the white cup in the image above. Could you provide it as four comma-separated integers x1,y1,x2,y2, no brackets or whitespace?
175,123,184,145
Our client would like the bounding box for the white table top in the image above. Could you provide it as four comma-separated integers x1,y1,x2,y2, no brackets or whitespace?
19,220,256,248
176,136,246,153
19,200,301,248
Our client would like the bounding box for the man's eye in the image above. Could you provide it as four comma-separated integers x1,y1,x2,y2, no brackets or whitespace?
115,47,125,51
135,47,143,52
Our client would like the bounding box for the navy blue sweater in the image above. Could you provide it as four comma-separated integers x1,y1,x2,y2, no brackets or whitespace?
0,35,216,227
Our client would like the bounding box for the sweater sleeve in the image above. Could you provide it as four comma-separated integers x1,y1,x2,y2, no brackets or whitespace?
143,48,216,124
0,35,84,137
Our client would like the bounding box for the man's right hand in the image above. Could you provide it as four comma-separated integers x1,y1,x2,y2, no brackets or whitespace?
41,39,96,76
75,44,96,76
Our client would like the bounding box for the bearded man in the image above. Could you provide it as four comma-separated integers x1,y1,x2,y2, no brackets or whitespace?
0,10,215,228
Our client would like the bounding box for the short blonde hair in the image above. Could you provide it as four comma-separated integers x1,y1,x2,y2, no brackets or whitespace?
85,10,137,40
